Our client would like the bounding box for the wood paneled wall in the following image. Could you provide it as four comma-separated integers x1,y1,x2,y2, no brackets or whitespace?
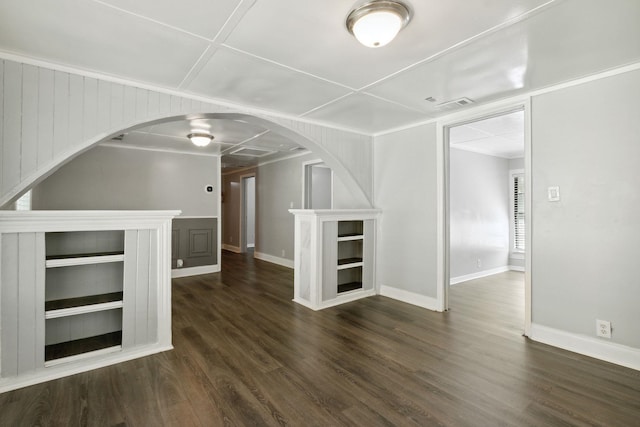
0,59,373,208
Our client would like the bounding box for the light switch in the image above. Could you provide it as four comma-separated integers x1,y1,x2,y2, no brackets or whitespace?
548,186,560,202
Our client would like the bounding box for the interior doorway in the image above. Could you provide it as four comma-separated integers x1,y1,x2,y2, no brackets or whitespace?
240,174,256,253
443,105,530,335
303,160,333,209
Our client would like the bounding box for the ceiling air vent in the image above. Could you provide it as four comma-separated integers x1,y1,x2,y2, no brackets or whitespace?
435,97,474,110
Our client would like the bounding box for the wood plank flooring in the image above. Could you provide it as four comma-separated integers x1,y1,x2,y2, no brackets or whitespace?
1,252,640,426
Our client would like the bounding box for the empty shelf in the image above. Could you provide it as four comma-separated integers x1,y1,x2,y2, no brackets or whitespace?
46,252,125,268
45,331,122,362
45,292,123,311
338,282,363,293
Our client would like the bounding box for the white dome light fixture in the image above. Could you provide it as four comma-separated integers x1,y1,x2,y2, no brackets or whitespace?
346,0,411,48
187,132,214,147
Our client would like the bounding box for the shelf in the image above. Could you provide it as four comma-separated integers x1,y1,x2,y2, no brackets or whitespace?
45,299,123,319
46,252,124,268
338,282,363,293
337,257,363,270
45,291,123,312
337,234,364,242
45,331,122,363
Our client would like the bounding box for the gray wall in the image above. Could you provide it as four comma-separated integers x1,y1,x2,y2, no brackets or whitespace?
255,155,307,260
449,148,510,279
531,69,640,348
374,123,439,297
32,145,219,217
310,165,332,209
222,153,366,262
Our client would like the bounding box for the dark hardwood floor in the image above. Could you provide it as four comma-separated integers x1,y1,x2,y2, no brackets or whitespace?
2,252,640,426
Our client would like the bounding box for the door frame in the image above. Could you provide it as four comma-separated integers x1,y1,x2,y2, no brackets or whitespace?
302,159,334,209
239,173,256,253
436,97,532,336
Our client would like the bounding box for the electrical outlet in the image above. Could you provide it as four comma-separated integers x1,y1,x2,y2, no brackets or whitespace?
596,319,611,339
281,249,286,257
477,259,482,268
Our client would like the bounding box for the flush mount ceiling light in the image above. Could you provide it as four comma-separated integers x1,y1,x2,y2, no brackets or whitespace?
346,0,411,48
187,132,214,147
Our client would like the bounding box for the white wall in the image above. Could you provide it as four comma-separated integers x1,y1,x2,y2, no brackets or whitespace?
531,68,640,349
374,123,439,300
449,148,510,280
31,145,219,217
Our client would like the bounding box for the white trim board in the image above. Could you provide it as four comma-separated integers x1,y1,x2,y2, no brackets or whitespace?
222,244,241,253
0,344,173,394
450,266,511,285
171,264,220,278
530,324,640,372
254,251,294,269
509,265,525,272
378,285,441,312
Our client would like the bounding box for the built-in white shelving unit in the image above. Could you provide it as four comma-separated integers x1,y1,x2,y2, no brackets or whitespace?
289,209,379,310
0,210,179,393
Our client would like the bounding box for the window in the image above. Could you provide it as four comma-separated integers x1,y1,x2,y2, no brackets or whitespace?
15,190,31,211
511,172,525,252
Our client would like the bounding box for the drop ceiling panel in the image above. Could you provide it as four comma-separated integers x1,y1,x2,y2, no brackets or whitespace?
303,94,427,134
187,48,351,116
142,118,267,144
98,0,242,40
0,0,209,87
366,0,640,114
105,131,228,155
224,0,553,89
242,132,301,152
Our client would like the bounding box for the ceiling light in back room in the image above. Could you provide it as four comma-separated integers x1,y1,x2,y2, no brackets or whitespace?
346,0,412,48
187,132,214,147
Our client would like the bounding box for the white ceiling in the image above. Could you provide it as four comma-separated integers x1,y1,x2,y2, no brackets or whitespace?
0,0,639,164
102,118,306,171
450,111,524,159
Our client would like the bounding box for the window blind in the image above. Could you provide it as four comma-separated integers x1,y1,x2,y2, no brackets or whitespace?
514,175,525,250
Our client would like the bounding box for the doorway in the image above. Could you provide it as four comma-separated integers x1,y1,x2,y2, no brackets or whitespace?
240,175,255,253
441,103,531,335
303,160,333,209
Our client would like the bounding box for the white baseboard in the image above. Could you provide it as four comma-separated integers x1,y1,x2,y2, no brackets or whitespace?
450,266,510,285
379,285,441,312
222,244,241,253
247,243,255,248
0,344,173,393
509,265,525,272
294,289,377,311
254,251,294,269
530,324,640,372
172,264,220,278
